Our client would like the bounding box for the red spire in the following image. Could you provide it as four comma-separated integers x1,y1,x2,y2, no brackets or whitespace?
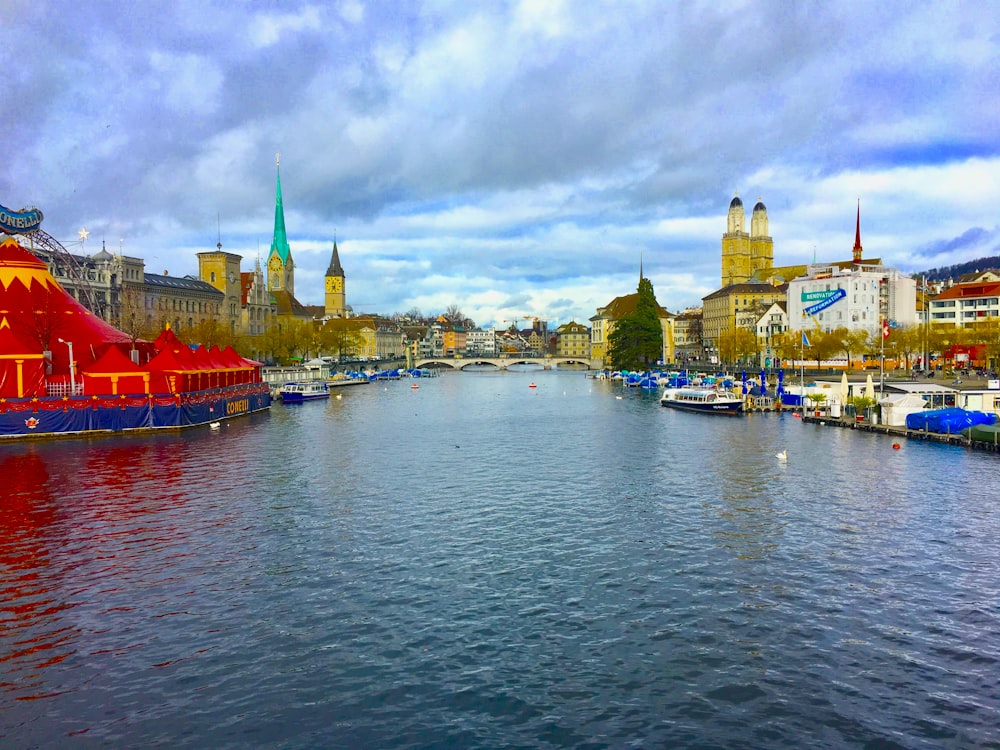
852,198,863,263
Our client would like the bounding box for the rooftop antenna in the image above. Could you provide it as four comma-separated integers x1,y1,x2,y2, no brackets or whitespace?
217,212,222,251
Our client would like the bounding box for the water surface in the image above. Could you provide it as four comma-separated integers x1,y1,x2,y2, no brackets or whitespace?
2,371,998,748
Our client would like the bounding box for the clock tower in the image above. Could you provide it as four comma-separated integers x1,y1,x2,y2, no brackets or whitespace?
324,240,346,317
266,154,294,296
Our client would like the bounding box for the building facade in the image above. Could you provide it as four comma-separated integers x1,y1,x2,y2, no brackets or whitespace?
786,264,917,334
702,282,787,353
466,328,498,355
929,279,1000,327
672,307,704,365
555,321,590,358
590,285,675,368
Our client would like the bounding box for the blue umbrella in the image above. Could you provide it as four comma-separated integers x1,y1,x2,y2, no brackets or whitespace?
760,369,768,397
776,369,785,398
741,370,748,395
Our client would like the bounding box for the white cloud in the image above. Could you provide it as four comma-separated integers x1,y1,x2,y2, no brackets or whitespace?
249,6,323,48
3,1,999,334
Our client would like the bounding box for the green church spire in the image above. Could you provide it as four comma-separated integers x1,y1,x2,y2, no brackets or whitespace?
270,154,291,264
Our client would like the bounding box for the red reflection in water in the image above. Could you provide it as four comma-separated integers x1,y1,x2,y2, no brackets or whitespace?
0,450,67,699
0,441,192,705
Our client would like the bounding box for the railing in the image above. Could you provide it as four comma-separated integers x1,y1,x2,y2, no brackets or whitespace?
45,379,77,397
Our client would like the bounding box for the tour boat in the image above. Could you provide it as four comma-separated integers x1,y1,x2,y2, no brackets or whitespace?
660,387,744,415
279,381,330,403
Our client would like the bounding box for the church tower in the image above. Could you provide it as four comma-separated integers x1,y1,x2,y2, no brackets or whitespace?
852,198,863,264
266,155,294,296
748,197,774,279
722,193,773,285
721,193,748,286
324,239,346,317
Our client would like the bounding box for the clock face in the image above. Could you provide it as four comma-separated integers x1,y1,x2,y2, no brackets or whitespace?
327,277,343,293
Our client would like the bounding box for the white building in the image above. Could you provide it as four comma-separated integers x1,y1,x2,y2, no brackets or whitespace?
786,263,917,335
753,301,787,367
466,327,497,355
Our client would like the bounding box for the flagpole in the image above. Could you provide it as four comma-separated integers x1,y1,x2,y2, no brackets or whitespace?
880,318,885,397
799,331,804,414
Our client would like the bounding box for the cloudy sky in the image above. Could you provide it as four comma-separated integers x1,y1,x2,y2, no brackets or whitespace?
3,1,998,328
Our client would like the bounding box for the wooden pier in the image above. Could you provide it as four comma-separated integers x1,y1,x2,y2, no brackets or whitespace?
800,414,1000,453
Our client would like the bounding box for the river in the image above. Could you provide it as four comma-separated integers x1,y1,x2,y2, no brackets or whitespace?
1,370,997,748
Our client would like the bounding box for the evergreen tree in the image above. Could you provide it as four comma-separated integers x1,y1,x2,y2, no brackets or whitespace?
607,277,663,370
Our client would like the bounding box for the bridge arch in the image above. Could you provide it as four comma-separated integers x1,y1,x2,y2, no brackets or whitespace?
412,357,591,371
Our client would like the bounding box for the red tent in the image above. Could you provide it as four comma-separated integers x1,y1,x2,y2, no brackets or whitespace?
81,345,150,395
0,315,46,397
0,237,146,375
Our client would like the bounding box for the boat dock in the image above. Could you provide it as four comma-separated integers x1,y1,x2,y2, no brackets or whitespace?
801,413,1000,453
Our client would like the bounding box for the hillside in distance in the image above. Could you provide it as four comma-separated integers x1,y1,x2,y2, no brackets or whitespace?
913,256,1000,282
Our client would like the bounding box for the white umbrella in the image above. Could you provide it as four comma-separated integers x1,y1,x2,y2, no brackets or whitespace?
864,373,875,400
840,371,849,405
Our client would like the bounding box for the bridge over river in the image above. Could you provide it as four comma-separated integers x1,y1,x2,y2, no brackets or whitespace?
412,356,593,371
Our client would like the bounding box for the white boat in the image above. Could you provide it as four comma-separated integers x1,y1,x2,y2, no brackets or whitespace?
279,381,330,403
660,387,744,415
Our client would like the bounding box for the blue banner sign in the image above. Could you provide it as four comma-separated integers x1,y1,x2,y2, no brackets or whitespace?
0,204,44,234
803,288,846,315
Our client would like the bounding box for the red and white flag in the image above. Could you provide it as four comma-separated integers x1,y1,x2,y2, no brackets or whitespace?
882,319,890,339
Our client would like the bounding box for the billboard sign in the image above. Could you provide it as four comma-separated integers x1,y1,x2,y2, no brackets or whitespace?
0,204,44,234
803,288,846,316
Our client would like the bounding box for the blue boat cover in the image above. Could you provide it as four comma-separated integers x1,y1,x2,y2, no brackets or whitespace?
905,407,997,433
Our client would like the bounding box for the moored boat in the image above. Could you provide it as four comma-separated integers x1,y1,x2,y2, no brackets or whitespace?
660,387,744,415
279,381,330,402
328,372,370,388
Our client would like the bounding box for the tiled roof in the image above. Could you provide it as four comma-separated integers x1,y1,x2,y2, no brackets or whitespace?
146,273,222,295
270,289,310,317
702,282,787,301
599,292,670,318
933,281,1000,301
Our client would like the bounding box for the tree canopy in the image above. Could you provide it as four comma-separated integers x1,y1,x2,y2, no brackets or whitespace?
607,278,663,370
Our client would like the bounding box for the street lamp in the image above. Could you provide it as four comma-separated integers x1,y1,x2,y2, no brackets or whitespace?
58,338,76,395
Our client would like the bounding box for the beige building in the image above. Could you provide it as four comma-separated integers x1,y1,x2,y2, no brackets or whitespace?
139,271,224,335
555,321,590,358
672,307,704,364
702,282,787,356
590,288,675,368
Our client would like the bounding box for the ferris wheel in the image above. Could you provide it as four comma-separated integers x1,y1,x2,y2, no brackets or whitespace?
17,226,100,314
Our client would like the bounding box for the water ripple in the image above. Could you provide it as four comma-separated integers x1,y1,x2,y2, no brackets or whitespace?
2,375,999,748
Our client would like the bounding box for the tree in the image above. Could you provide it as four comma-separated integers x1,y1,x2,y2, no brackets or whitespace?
317,320,362,362
116,282,159,354
770,331,800,369
607,278,663,370
840,328,870,371
717,327,758,370
261,319,314,365
811,329,844,371
189,317,232,349
887,324,922,370
970,320,1000,371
